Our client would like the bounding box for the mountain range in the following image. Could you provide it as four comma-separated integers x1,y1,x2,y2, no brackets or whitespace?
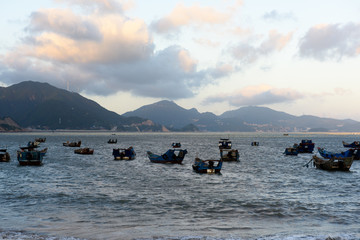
1,81,360,132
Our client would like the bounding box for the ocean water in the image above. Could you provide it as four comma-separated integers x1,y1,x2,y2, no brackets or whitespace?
0,132,360,240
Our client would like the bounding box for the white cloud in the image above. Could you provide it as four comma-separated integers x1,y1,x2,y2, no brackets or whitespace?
299,22,360,60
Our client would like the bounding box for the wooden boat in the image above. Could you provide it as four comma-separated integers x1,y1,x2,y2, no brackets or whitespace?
284,147,298,156
219,138,232,149
63,141,81,147
294,140,315,153
35,137,46,142
317,147,355,159
147,149,187,164
108,139,117,144
251,142,259,146
0,149,10,162
74,148,94,155
192,158,222,173
171,142,181,148
220,149,239,161
113,147,136,160
312,155,354,171
342,141,360,148
17,146,44,166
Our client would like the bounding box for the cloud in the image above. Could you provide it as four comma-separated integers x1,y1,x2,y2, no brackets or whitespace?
263,10,295,21
299,22,360,60
205,85,303,106
151,3,231,34
55,0,133,14
230,30,293,64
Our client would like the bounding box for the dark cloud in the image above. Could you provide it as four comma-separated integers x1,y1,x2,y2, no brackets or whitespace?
299,22,360,60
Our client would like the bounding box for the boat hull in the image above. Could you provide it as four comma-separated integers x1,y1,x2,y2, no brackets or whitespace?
17,151,43,166
147,149,187,164
220,149,239,161
192,158,222,173
312,155,353,171
113,147,136,160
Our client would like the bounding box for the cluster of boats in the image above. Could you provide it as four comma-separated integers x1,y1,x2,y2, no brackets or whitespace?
284,139,358,171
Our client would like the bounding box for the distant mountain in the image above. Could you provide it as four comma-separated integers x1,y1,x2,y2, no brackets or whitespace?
0,81,162,131
124,100,360,132
0,117,22,131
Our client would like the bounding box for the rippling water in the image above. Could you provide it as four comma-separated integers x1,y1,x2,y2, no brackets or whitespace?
1,132,360,240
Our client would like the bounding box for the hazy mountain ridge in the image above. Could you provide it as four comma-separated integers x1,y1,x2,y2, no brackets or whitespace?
0,81,162,131
124,100,360,132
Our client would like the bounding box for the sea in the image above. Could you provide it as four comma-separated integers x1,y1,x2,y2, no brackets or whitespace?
1,132,360,240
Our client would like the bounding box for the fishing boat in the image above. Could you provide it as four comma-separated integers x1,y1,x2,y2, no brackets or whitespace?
108,139,117,144
218,138,232,149
63,141,81,147
0,149,10,162
147,149,187,164
17,146,44,166
113,147,136,160
74,148,94,155
251,142,259,146
192,158,222,173
312,155,354,171
28,141,40,148
342,141,360,148
317,147,356,159
294,140,315,153
171,142,181,148
35,137,46,143
284,147,298,156
220,149,239,161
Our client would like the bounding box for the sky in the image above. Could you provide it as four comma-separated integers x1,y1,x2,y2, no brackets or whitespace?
1,0,360,121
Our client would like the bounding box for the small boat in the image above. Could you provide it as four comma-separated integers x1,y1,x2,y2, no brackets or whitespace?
108,139,117,144
251,142,259,146
284,147,298,156
294,140,315,153
147,149,188,164
312,155,354,171
113,147,136,160
63,141,81,147
17,146,44,166
342,141,360,148
192,158,222,173
74,148,94,155
35,137,46,143
0,149,10,162
317,147,356,159
28,141,40,148
219,138,232,149
172,142,181,148
220,149,239,161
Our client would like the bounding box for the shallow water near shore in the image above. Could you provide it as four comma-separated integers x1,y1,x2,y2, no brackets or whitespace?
1,132,360,240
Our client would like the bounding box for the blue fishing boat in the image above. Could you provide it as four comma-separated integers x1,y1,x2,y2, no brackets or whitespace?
147,149,187,164
294,140,315,153
219,138,232,149
113,147,136,160
192,158,222,173
220,149,239,161
283,147,298,156
317,147,360,159
0,149,10,162
342,141,360,148
171,142,181,148
17,146,44,166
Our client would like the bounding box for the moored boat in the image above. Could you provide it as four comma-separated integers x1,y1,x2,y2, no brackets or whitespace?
192,158,222,173
147,149,187,164
294,140,315,153
171,142,181,148
35,137,46,143
0,149,10,162
317,147,357,159
108,139,117,144
17,146,44,166
312,155,354,171
219,138,232,149
220,149,239,161
113,147,136,160
251,142,259,146
284,147,298,156
63,141,81,147
342,141,360,148
74,148,94,155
